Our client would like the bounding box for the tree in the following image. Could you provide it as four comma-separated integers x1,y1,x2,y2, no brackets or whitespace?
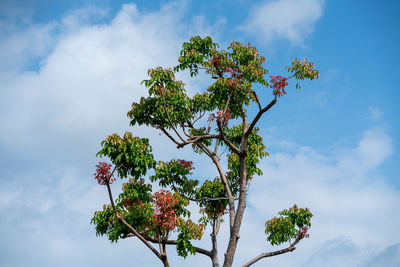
91,36,319,267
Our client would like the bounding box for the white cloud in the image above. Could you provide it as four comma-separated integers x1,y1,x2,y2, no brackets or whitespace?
0,1,221,165
0,21,57,71
241,0,324,44
0,2,222,266
233,127,399,266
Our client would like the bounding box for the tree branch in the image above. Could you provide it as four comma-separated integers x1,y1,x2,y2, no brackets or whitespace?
215,214,222,236
160,127,185,148
209,149,236,230
216,120,241,155
196,143,213,158
122,234,212,258
159,88,186,143
105,182,162,259
183,195,239,202
241,236,302,267
244,97,277,139
192,111,205,125
239,105,247,135
251,90,262,111
213,86,236,155
193,142,236,228
206,113,215,134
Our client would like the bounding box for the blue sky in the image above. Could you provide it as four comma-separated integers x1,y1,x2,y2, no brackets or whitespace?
0,0,399,266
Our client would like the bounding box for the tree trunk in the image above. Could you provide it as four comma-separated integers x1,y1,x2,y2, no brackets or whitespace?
162,258,170,267
212,254,220,267
223,152,248,267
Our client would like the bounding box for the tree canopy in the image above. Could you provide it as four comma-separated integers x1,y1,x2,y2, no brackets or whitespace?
91,36,319,267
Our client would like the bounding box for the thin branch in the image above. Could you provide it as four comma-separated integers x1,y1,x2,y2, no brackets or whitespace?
214,86,236,155
183,195,239,202
251,90,262,111
239,105,247,135
193,142,236,227
122,234,212,258
160,127,184,147
181,124,192,138
192,111,205,125
196,143,213,158
209,148,236,229
206,114,215,134
242,236,302,267
160,88,186,143
218,146,228,159
183,120,240,154
161,126,218,149
158,236,163,255
188,134,221,143
213,62,224,78
105,182,161,259
244,97,277,139
216,120,241,155
215,214,221,236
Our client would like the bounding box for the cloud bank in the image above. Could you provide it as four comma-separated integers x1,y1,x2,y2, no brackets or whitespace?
241,0,324,44
234,127,399,266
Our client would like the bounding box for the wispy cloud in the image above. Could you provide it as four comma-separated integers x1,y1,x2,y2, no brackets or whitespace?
0,1,220,165
240,0,324,44
0,3,222,266
234,127,399,266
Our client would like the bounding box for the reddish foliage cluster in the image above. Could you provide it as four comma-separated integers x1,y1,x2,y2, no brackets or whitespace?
211,54,221,66
299,226,310,239
156,85,164,95
177,159,194,172
270,75,288,97
224,66,244,80
217,108,231,127
123,198,145,209
204,203,228,217
152,190,179,234
94,162,115,185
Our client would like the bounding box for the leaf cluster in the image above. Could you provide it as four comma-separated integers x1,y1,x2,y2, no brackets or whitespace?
265,204,313,246
97,132,155,179
151,159,199,197
287,58,320,90
196,177,229,221
176,218,206,258
225,125,268,180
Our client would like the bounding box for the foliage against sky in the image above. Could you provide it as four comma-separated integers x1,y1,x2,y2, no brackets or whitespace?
0,0,399,266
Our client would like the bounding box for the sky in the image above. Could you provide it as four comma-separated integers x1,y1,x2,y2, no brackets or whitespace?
0,0,399,266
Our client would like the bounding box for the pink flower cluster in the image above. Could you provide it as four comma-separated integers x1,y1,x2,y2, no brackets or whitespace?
299,226,310,239
94,162,116,185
